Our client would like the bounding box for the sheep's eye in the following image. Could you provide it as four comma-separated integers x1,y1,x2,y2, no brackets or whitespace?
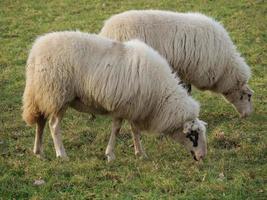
186,131,199,147
248,94,252,101
240,95,243,100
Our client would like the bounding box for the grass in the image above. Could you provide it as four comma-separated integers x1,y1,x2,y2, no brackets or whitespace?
0,0,266,199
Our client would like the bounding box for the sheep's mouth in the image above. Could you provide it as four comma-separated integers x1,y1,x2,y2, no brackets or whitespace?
190,151,198,161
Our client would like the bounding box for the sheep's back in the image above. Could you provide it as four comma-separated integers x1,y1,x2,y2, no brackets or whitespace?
100,10,235,89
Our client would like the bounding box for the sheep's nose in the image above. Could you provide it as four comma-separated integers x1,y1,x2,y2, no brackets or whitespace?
194,151,206,161
191,150,206,161
241,111,252,118
240,106,253,118
190,151,196,160
241,112,248,118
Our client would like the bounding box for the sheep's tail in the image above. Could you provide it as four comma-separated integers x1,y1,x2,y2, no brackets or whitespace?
22,62,41,126
22,89,40,126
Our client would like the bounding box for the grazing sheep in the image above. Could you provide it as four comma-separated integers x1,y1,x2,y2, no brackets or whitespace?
99,10,254,117
22,31,207,162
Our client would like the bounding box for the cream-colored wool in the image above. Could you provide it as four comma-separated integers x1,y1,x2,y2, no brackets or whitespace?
22,31,200,135
100,10,253,117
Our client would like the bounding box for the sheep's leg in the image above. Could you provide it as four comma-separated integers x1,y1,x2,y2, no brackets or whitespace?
185,84,192,94
130,123,147,158
33,115,46,157
89,114,96,121
49,110,68,159
179,81,192,94
105,118,122,162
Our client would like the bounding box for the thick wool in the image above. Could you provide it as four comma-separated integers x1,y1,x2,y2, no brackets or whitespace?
99,10,251,94
22,31,199,134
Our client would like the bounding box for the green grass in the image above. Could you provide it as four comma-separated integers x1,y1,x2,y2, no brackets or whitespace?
0,0,266,199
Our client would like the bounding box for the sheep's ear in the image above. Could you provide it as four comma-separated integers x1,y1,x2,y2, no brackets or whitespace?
183,121,193,134
242,84,254,95
199,120,208,126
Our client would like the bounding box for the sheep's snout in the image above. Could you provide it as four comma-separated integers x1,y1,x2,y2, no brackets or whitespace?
240,112,248,118
191,148,206,161
195,149,206,161
240,107,253,118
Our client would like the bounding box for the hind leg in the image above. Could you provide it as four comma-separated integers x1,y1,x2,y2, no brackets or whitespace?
33,115,46,157
49,109,68,159
130,122,147,158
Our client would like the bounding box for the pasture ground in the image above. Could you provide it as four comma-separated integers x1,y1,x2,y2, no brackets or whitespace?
0,0,266,199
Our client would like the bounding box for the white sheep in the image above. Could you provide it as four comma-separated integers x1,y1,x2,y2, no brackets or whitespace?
22,31,207,161
99,10,254,117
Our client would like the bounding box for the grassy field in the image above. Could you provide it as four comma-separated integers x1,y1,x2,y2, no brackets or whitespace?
0,0,266,199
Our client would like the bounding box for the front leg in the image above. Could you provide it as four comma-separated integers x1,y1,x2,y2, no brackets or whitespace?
130,122,147,158
105,118,122,162
179,81,192,94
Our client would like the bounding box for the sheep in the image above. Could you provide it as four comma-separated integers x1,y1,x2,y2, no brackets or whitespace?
22,31,207,162
99,10,254,118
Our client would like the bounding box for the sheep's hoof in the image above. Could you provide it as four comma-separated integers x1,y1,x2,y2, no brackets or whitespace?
57,155,70,161
135,151,148,160
35,153,45,160
139,154,148,160
106,152,116,163
33,149,45,159
89,114,96,121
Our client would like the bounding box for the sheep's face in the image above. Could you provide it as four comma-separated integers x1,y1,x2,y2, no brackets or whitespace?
224,84,254,118
172,119,207,161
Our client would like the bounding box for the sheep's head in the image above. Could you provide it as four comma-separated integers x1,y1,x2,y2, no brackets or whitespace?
223,84,254,118
171,119,207,161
